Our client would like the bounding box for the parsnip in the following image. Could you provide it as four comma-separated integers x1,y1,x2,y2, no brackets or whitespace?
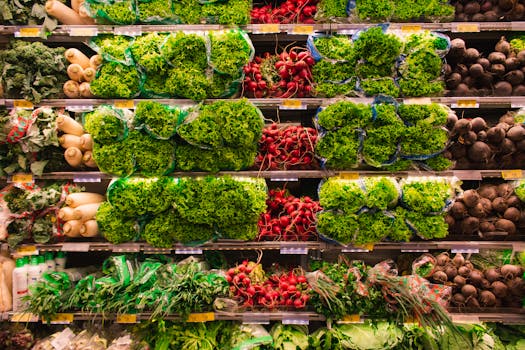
59,134,83,149
65,192,105,208
58,206,81,221
80,220,99,237
64,147,83,167
64,48,91,69
73,203,101,221
56,114,84,136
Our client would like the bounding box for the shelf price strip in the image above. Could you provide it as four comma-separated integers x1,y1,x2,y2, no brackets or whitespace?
42,313,74,324
116,314,138,324
61,243,90,252
501,169,523,180
187,312,215,322
9,173,34,184
288,25,314,35
69,27,98,37
451,99,479,109
11,313,39,322
453,23,480,33
13,100,34,109
15,27,40,37
16,245,39,256
279,99,306,110
252,24,280,34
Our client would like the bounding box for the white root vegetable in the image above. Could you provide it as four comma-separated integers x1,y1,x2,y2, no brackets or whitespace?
65,192,105,208
63,220,83,237
82,151,98,168
80,220,99,237
67,63,84,82
64,147,83,168
45,0,85,25
82,67,96,82
59,134,82,149
80,134,93,151
64,48,91,69
90,55,102,69
79,82,94,98
73,203,101,221
56,114,84,136
58,206,81,221
63,80,80,98
78,3,96,24
71,0,83,12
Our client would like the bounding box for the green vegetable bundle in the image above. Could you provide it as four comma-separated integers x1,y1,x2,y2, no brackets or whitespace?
353,0,454,22
0,0,61,36
134,101,186,139
0,41,68,103
84,0,138,24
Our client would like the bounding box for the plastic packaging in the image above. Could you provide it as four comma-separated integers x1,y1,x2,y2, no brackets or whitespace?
55,251,67,271
12,257,28,311
27,255,40,288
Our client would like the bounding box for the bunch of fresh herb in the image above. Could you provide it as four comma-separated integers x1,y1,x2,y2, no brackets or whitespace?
0,41,68,103
85,0,137,24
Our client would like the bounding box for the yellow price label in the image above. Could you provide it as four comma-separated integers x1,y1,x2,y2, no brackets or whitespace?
257,24,280,33
290,25,314,35
11,313,38,322
12,173,34,184
401,25,422,33
69,27,98,36
16,245,38,255
18,27,41,37
114,100,135,109
455,100,478,108
501,169,523,180
356,243,374,251
187,312,215,322
341,314,361,323
404,98,431,105
280,99,304,109
13,100,34,109
455,23,480,33
116,314,138,323
338,172,359,180
43,313,74,324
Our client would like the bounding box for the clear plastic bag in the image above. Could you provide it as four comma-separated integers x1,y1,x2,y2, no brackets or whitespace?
84,0,137,24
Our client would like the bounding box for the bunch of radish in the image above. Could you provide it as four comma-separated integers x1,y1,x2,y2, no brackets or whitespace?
59,192,105,238
255,123,318,170
257,188,321,241
445,37,525,96
63,48,101,99
226,260,311,309
251,0,317,24
428,252,525,308
451,0,525,21
446,183,525,238
446,111,525,169
45,0,96,25
56,114,97,169
242,48,315,98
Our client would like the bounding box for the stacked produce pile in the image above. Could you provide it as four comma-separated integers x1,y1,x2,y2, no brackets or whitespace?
257,188,322,241
255,123,318,170
316,176,458,245
0,41,68,103
224,260,312,310
349,0,455,22
315,101,453,170
62,49,100,99
451,0,525,21
447,111,525,170
242,48,315,98
0,107,76,176
80,0,250,24
0,183,84,247
97,176,266,246
88,30,253,100
309,28,449,97
58,192,104,238
0,0,67,35
56,114,97,169
420,252,525,308
445,36,525,96
25,255,228,320
447,183,525,238
86,99,263,176
251,0,317,23
33,328,147,350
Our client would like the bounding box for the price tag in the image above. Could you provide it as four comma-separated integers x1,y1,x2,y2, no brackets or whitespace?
501,169,523,180
11,313,39,322
289,25,314,35
13,100,34,109
401,25,422,33
282,315,309,325
403,98,431,105
113,243,141,253
73,174,102,183
45,313,74,324
66,105,94,113
270,177,299,182
359,243,374,251
144,248,172,254
279,99,306,110
69,27,98,37
253,24,280,34
61,243,90,252
451,314,480,324
114,100,135,109
338,172,359,180
11,173,34,184
341,247,369,253
114,26,142,36
242,313,270,324
175,248,203,255
187,312,215,322
339,314,362,323
401,249,429,253
15,27,41,37
280,246,308,255
451,100,479,108
116,314,138,323
453,23,480,33
451,247,479,254
16,245,39,256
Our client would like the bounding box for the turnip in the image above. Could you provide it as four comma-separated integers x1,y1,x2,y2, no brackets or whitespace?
506,277,525,297
488,51,507,64
484,268,502,283
469,269,484,286
506,195,521,207
505,70,524,86
469,63,484,78
449,38,467,59
461,284,478,298
452,293,466,306
468,141,492,163
497,183,514,198
479,220,496,232
492,197,509,213
495,218,516,234
490,63,506,76
454,275,467,287
470,117,487,133
478,184,498,200
436,252,450,266
500,264,523,279
462,189,480,208
494,81,513,95
495,36,511,56
461,216,480,234
491,280,508,298
479,290,497,306
487,127,506,144
503,207,521,222
433,270,448,283
468,202,487,217
445,265,458,280
477,130,488,141
507,125,525,141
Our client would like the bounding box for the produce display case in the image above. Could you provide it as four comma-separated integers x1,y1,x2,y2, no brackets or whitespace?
0,0,525,348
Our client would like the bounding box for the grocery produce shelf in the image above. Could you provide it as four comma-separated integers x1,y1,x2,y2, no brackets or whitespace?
5,96,525,110
2,22,525,38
